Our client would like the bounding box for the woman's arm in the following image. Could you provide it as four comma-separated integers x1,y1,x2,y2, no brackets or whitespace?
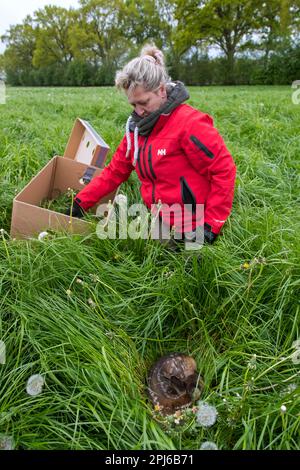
75,135,134,211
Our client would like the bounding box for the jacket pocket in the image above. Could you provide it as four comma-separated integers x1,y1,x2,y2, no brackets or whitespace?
180,176,196,214
190,135,214,159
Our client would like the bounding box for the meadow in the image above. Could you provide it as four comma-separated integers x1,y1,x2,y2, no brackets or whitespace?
0,86,299,450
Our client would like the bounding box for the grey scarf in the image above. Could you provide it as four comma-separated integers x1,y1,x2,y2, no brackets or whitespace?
125,81,189,165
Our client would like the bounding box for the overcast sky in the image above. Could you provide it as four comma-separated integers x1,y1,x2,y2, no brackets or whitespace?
0,0,79,53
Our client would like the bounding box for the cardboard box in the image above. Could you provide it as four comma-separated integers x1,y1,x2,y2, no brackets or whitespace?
10,118,116,239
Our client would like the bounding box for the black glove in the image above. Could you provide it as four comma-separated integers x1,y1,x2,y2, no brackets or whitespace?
65,199,85,218
204,223,218,244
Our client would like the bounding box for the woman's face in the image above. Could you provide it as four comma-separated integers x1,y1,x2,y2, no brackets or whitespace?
127,84,167,117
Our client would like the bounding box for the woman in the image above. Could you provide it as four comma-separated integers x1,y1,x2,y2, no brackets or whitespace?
72,44,236,245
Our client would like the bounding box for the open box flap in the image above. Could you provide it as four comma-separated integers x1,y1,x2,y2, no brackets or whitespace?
63,118,110,168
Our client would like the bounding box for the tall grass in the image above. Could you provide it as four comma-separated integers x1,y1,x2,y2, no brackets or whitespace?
0,86,299,450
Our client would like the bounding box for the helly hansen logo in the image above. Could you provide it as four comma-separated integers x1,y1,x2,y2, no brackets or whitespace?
157,149,166,156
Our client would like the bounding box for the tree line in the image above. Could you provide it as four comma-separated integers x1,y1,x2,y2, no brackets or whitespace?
1,0,299,86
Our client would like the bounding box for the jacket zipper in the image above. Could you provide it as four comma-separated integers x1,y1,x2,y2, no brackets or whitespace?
136,147,145,178
141,139,157,204
148,145,157,203
180,176,197,214
140,136,149,181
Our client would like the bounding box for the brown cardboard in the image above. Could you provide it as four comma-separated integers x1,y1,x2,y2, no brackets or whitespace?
64,118,109,167
10,119,115,239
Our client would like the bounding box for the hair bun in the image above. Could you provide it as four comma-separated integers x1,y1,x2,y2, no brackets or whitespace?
140,44,165,67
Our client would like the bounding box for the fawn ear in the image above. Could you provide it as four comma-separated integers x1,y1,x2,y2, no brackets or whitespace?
185,374,198,394
170,375,186,392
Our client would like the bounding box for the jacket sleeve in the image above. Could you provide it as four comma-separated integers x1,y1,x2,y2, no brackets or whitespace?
75,135,134,211
181,112,236,234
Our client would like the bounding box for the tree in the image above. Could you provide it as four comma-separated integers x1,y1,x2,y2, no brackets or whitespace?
174,0,263,84
69,0,127,70
120,0,173,50
246,0,295,61
32,6,74,67
1,16,36,84
0,54,5,80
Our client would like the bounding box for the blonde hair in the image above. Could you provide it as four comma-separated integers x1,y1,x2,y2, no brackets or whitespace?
115,44,170,93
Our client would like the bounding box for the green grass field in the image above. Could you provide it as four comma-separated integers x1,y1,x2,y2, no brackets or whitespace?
0,86,299,450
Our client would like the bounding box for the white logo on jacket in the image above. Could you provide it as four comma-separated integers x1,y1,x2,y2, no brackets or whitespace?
157,149,166,156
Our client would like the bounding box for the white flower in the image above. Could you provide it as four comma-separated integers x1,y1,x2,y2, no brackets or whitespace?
163,269,174,279
200,441,218,450
280,404,287,413
66,289,72,297
76,278,84,285
88,298,96,308
26,374,45,396
38,231,49,241
196,401,218,428
0,435,14,450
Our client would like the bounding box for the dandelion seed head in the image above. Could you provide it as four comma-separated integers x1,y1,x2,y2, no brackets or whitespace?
247,354,257,369
284,383,297,394
280,404,287,413
196,401,218,428
292,339,300,350
0,435,14,450
89,274,99,283
26,374,44,396
291,350,300,365
38,231,48,241
200,441,218,450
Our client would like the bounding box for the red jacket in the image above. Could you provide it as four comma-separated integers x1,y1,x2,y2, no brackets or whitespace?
76,104,236,235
